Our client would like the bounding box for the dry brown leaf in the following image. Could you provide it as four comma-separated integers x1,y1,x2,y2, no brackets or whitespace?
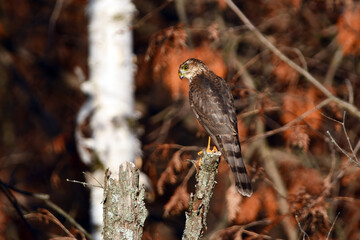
281,87,322,150
225,185,242,222
156,149,190,195
278,159,330,234
262,185,278,220
217,0,227,10
163,185,190,217
337,4,360,55
283,125,310,151
272,56,299,85
232,190,261,224
138,25,227,100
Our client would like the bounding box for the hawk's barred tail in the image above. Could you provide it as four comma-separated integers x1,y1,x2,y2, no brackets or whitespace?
216,135,253,197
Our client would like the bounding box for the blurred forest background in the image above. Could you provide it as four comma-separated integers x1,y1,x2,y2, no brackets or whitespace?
0,0,360,239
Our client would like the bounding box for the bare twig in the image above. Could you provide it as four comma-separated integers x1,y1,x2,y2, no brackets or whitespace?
326,112,360,167
345,79,354,105
326,212,340,240
66,178,101,188
327,131,355,163
0,180,38,239
25,209,76,239
246,98,332,144
209,220,279,240
324,49,343,86
295,215,310,240
0,179,92,240
133,0,174,29
48,0,64,45
238,106,281,119
354,140,360,155
341,112,358,162
43,198,92,240
67,171,104,189
225,0,360,120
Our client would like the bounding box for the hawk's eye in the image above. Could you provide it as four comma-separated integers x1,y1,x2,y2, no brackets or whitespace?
183,64,189,71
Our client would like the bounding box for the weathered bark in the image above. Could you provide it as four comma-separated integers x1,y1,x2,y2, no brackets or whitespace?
103,162,148,240
182,151,221,240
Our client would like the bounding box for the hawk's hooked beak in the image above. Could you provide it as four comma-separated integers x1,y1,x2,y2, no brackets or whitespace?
178,71,184,80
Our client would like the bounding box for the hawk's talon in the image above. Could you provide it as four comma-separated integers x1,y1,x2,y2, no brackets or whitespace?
212,146,218,153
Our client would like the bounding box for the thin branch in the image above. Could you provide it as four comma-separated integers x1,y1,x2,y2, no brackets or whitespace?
324,48,343,86
245,98,332,143
26,209,76,239
326,212,340,240
326,131,357,165
0,180,38,240
326,111,360,167
295,215,310,240
0,179,92,240
182,165,196,186
345,78,354,105
238,106,281,119
133,0,174,29
342,112,358,162
43,198,93,240
354,140,360,155
225,0,360,120
209,220,278,240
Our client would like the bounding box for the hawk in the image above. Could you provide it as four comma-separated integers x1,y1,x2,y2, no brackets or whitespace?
178,58,253,197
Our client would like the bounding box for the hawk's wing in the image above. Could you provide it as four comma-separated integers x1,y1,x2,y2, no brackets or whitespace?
189,71,237,137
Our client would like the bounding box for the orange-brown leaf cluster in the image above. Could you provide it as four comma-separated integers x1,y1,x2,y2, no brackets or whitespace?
156,149,191,195
337,3,360,55
163,185,190,217
272,56,299,86
226,183,278,225
137,25,227,100
281,87,323,151
279,159,330,234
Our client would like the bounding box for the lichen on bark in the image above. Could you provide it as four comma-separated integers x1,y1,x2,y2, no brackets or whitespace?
103,162,148,240
182,150,221,240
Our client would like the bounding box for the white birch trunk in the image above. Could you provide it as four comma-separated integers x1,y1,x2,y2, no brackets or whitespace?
76,0,139,239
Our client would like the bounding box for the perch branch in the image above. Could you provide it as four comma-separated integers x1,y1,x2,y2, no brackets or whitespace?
226,0,360,120
182,150,221,239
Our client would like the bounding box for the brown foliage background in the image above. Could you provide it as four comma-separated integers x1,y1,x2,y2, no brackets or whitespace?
1,0,360,239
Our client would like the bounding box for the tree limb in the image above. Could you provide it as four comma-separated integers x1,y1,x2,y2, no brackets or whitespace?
182,150,221,239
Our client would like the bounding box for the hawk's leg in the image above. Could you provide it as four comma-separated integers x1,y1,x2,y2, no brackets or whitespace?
206,136,212,152
207,136,218,153
198,137,218,166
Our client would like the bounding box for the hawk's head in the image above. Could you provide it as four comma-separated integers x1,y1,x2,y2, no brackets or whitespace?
178,58,207,81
